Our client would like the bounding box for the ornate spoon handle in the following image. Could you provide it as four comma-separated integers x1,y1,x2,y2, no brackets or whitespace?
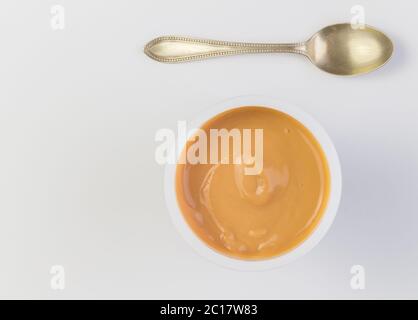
144,36,307,63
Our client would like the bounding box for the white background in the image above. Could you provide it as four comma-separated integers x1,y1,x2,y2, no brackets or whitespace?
0,0,417,299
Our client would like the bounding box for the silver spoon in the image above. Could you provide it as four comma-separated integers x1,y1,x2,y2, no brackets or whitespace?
144,23,393,76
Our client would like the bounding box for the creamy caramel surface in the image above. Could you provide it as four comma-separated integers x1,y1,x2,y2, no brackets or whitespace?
176,106,330,260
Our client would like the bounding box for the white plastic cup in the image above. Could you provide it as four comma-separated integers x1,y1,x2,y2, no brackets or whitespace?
164,95,342,271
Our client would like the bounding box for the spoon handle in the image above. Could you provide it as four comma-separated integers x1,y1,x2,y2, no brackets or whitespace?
144,36,307,63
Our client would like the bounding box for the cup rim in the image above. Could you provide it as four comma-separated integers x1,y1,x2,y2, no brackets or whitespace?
164,95,342,271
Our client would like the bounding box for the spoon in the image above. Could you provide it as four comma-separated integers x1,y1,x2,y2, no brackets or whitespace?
144,23,393,75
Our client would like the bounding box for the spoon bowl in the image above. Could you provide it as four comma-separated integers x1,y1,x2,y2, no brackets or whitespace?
305,24,394,75
144,23,394,76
